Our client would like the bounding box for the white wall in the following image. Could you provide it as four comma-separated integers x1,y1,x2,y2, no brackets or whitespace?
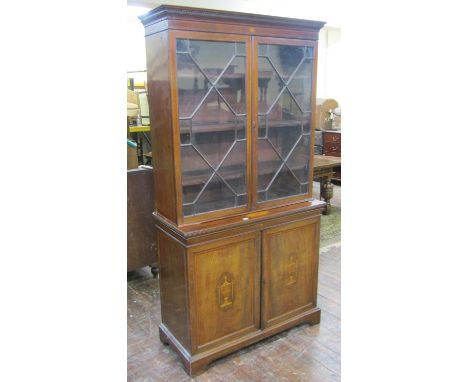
317,27,342,100
127,0,343,26
126,7,150,71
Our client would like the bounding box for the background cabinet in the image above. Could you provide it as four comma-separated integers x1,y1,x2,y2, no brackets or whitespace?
140,5,326,376
323,130,341,157
322,130,341,181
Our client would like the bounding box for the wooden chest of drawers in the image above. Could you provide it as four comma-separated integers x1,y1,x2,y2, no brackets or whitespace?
322,130,341,157
322,130,341,181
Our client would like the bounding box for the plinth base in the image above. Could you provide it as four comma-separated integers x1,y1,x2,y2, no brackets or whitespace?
159,307,321,377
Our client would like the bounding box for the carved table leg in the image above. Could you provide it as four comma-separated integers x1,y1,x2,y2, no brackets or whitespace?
320,176,334,215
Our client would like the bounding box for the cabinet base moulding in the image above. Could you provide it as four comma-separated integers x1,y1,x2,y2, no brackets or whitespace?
159,307,321,377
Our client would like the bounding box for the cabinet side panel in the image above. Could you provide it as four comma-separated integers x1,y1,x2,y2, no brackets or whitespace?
145,31,178,222
158,230,190,350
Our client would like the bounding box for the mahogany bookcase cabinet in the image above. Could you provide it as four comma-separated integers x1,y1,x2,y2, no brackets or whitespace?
140,5,327,376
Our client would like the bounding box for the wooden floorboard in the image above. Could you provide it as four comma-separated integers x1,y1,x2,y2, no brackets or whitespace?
128,244,341,381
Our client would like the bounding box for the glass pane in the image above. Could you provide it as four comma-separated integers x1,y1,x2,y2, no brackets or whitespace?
257,139,283,191
268,166,301,199
218,141,246,195
236,194,247,206
267,89,302,158
183,204,194,217
217,56,246,115
180,146,213,204
256,43,313,203
302,112,312,133
258,115,267,138
235,115,246,140
258,44,268,56
176,39,189,53
176,53,210,118
288,58,313,112
195,174,236,214
177,38,247,217
235,42,246,56
191,88,236,168
257,56,283,114
286,135,311,183
257,191,267,202
266,44,304,81
188,40,235,83
179,119,191,144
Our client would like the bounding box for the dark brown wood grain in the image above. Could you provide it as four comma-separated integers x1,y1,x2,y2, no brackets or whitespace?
323,142,341,156
323,131,341,144
145,31,178,222
139,5,327,377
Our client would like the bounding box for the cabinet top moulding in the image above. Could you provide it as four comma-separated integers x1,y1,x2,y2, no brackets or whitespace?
139,5,326,39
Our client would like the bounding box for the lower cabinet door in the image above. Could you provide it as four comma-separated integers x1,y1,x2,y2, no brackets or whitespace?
188,232,261,353
261,218,320,328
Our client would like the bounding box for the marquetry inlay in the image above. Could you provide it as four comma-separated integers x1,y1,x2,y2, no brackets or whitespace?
217,272,234,310
286,253,298,285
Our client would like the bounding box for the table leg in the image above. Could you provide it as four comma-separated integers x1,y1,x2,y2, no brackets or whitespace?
320,176,334,215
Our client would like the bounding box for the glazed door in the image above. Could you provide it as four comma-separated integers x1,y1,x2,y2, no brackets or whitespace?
253,37,317,208
173,32,252,222
261,218,320,328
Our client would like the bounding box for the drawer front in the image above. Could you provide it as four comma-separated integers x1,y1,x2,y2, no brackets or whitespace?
323,132,341,144
189,233,261,352
261,218,320,328
323,142,341,156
